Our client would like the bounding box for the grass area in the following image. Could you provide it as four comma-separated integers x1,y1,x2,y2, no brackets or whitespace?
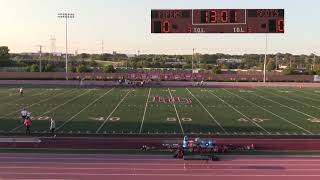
0,87,320,135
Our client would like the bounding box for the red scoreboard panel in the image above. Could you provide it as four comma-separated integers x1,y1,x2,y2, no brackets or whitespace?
151,9,284,33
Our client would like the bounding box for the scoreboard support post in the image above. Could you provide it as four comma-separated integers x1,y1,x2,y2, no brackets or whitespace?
263,34,268,83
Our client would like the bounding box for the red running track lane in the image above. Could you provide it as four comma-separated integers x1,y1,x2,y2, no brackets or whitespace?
0,154,320,180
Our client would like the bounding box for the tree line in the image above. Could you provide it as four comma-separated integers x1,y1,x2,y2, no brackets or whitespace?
1,46,320,75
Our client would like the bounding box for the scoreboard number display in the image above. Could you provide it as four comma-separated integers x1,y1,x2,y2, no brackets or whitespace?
151,9,284,33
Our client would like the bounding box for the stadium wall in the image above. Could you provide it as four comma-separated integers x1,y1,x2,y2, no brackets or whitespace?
0,72,315,82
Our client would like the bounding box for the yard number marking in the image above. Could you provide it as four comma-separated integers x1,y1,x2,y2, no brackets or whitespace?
237,118,269,123
308,118,320,123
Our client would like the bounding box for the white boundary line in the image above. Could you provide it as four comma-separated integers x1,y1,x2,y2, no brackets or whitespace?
57,88,114,130
168,88,184,134
253,89,317,119
261,89,320,111
95,89,132,133
0,89,74,120
186,88,228,134
223,89,313,135
139,88,151,134
209,91,270,134
9,89,90,132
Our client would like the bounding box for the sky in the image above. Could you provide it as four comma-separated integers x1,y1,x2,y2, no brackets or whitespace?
0,0,319,55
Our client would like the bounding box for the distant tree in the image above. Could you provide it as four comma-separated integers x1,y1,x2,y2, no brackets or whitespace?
220,64,229,69
182,64,191,69
212,66,222,74
25,65,31,72
76,64,89,73
282,67,295,75
103,64,115,73
266,60,276,71
30,64,39,72
44,64,54,72
0,46,10,66
89,60,98,67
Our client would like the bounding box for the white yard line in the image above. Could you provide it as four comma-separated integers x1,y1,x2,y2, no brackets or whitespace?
57,88,114,130
186,88,228,134
296,89,320,97
168,88,184,134
252,90,317,119
291,91,320,103
0,89,74,119
261,89,320,111
223,89,313,135
9,89,90,132
139,88,151,134
209,91,270,135
95,89,132,133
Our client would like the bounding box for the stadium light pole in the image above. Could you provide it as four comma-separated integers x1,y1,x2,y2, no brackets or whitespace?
58,13,75,80
263,34,268,83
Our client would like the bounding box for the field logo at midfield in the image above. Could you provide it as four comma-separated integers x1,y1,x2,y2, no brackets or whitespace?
166,117,192,122
152,96,192,104
308,118,320,123
237,118,269,123
89,117,120,122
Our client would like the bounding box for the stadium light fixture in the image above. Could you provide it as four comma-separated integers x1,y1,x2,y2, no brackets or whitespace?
58,13,75,80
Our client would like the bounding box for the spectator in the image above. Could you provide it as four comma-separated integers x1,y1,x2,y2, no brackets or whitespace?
50,117,56,137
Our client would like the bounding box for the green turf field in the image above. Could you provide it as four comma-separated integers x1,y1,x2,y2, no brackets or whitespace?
1,87,320,135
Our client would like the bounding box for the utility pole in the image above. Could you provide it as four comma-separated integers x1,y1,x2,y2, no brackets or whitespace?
313,53,316,71
101,40,104,55
58,13,75,80
275,53,278,70
192,48,194,73
37,45,43,72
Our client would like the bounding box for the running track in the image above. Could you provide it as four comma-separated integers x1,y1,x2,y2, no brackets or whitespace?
0,154,320,180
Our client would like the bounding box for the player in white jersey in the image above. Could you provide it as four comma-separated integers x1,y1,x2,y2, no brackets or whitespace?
21,108,27,121
19,87,23,97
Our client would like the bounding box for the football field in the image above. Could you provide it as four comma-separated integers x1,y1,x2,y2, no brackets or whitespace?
1,87,320,135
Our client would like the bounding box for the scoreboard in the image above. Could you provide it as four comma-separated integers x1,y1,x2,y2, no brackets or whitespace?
151,9,285,33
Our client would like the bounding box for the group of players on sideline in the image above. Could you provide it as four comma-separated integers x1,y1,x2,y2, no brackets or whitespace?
20,108,56,137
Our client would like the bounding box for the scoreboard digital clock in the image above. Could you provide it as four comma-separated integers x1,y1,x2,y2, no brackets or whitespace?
151,9,284,33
